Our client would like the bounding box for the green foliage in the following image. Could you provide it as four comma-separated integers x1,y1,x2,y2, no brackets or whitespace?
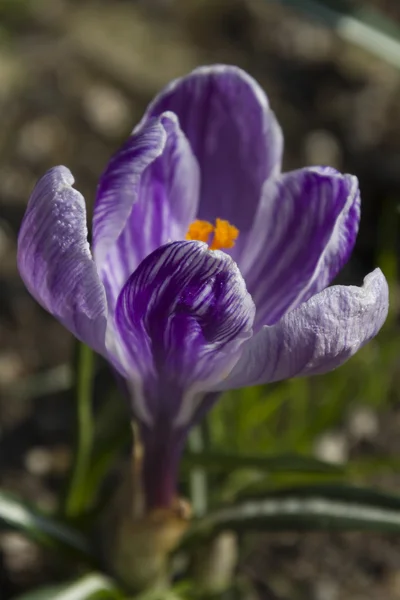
183,484,400,546
14,574,123,600
273,0,400,71
0,491,94,564
210,334,397,459
64,344,96,519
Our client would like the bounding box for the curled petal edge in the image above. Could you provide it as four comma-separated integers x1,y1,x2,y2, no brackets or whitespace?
217,269,389,390
17,166,108,355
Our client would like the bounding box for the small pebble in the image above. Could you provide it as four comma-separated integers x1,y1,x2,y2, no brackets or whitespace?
82,84,131,138
347,406,379,442
24,447,52,477
314,431,348,465
16,116,66,164
0,533,40,576
51,444,72,475
0,353,23,387
314,578,340,600
304,130,342,170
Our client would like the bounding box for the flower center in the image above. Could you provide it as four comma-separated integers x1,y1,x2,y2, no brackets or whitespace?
185,218,239,251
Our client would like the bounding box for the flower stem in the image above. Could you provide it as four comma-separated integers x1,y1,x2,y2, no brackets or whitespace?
64,342,95,518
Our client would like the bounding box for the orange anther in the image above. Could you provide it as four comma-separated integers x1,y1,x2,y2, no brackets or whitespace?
185,218,239,252
185,219,214,243
209,218,239,251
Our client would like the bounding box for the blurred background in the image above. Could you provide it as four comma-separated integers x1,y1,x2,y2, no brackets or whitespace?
0,0,400,598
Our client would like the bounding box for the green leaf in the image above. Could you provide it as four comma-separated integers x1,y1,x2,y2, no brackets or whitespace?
273,0,400,71
13,584,64,600
134,588,187,600
223,472,347,504
14,573,123,600
183,451,343,475
82,398,131,513
241,483,400,507
0,490,94,563
182,484,400,545
64,343,96,518
349,456,400,478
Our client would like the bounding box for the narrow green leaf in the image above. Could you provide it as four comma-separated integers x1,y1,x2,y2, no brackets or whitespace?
241,483,400,508
273,0,400,71
83,422,131,511
14,573,123,600
64,343,95,518
0,490,94,562
13,584,64,600
222,472,346,504
134,588,186,600
182,451,343,474
182,484,400,544
349,456,400,478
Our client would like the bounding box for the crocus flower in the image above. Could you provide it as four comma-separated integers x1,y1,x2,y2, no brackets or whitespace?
18,65,388,511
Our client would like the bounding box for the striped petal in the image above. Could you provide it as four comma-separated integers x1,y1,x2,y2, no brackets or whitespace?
240,167,360,328
17,167,107,354
114,240,255,427
141,64,283,262
97,113,200,311
92,116,167,269
218,269,388,390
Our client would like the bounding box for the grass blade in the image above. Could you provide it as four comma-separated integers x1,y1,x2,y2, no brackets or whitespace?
14,573,123,600
182,451,343,475
273,0,400,70
64,343,95,518
0,490,94,563
182,484,400,545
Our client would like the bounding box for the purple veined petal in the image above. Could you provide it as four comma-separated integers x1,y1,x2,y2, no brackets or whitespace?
17,167,108,355
97,113,200,313
217,269,388,390
114,240,255,428
140,64,283,262
240,167,360,329
92,116,167,270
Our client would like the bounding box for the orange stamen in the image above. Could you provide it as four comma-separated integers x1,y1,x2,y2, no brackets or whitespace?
185,219,214,243
209,218,239,251
185,218,239,252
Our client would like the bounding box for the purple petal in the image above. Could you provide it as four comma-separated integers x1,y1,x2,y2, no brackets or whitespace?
240,167,360,328
218,269,388,390
17,167,107,354
92,117,167,269
114,240,255,427
141,64,283,261
97,113,200,312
